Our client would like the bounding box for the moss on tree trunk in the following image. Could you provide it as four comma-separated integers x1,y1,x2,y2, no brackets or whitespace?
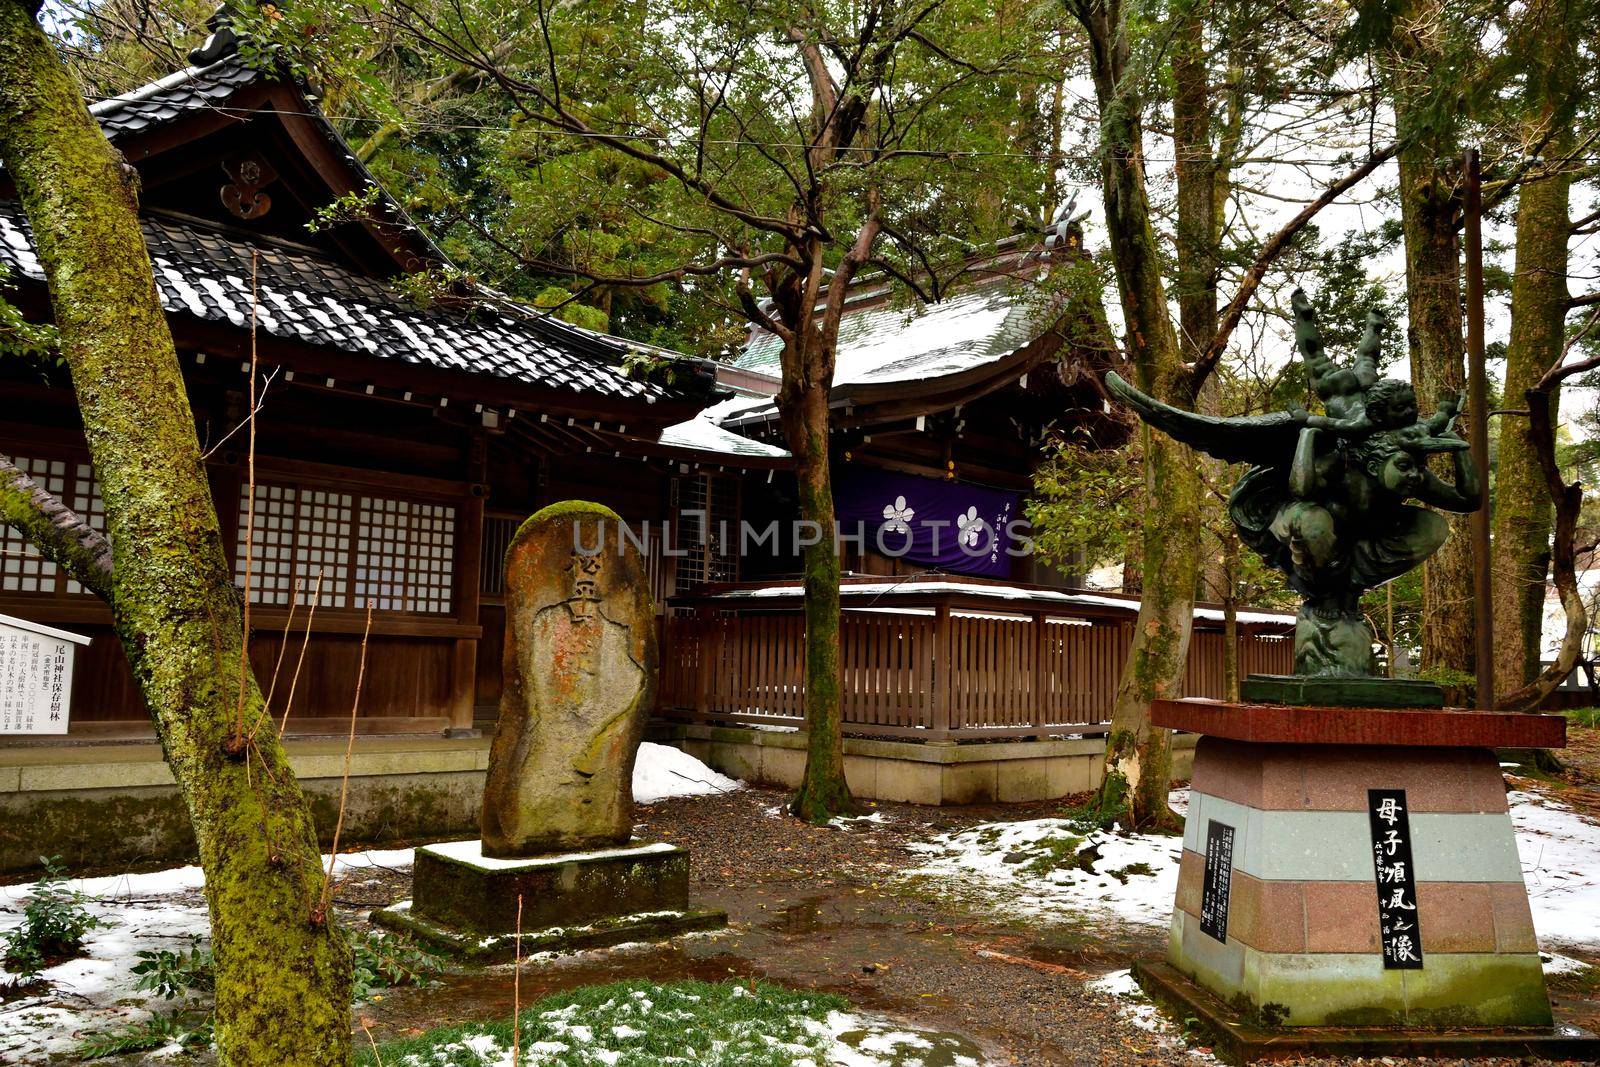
0,4,351,1062
1074,0,1199,831
782,372,855,824
1491,2,1575,696
1388,0,1475,681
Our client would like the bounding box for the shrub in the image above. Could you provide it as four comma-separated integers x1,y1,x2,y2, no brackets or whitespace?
2,855,104,979
350,928,442,1002
131,941,214,1000
77,1010,212,1059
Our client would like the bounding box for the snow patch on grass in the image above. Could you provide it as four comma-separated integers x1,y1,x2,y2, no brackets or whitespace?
368,979,990,1066
633,743,742,804
0,845,413,1061
901,815,1182,928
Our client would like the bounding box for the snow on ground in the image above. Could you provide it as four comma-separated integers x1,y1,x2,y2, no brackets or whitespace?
391,989,989,1067
904,785,1600,952
0,845,420,1061
633,742,742,804
0,746,734,1060
1084,969,1216,1062
1511,789,1600,950
901,814,1183,928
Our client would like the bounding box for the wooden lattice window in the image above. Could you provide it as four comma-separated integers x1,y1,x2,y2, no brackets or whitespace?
235,482,455,616
0,455,65,594
353,496,456,614
235,484,355,607
480,515,520,598
673,472,738,588
1,453,108,598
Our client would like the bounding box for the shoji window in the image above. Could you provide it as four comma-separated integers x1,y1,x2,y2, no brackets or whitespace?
0,453,106,597
0,455,65,594
235,481,456,615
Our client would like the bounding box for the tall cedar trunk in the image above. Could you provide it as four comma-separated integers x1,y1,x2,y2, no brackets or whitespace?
1389,0,1475,681
0,6,352,1063
782,329,854,822
1076,0,1198,830
1491,2,1575,695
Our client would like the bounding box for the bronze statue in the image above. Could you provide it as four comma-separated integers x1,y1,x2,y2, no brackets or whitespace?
1105,289,1480,682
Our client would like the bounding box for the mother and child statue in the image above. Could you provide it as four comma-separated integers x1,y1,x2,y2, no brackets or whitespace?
1106,290,1479,689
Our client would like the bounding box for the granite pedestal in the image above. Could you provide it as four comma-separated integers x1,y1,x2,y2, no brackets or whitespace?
372,839,726,961
1141,698,1597,1063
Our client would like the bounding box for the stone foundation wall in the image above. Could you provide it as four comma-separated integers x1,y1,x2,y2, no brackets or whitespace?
667,724,1195,805
0,738,490,878
0,727,1192,875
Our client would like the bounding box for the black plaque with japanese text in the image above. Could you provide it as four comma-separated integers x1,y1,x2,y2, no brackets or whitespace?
1368,788,1424,969
1199,819,1235,943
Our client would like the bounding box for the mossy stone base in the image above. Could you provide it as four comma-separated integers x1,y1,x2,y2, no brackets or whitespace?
1134,961,1599,1065
372,900,728,963
1240,674,1444,708
409,840,694,935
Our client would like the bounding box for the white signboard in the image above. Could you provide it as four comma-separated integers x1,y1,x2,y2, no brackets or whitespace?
0,613,90,735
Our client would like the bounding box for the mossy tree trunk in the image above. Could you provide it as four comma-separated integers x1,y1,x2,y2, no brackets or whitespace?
773,219,878,823
1491,1,1577,697
1387,0,1475,682
1070,0,1200,831
781,363,853,822
0,4,351,1063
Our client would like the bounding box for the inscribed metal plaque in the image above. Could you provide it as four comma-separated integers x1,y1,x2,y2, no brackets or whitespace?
1199,818,1235,943
1368,788,1424,969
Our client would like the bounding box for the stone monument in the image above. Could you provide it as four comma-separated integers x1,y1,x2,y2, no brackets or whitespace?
1109,294,1597,1061
375,501,724,960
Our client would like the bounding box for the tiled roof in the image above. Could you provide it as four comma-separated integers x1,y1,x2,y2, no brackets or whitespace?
0,204,697,405
734,270,1060,389
89,55,266,141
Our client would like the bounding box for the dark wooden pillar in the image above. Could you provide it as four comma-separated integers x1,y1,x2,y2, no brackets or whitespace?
448,431,487,736
932,602,953,738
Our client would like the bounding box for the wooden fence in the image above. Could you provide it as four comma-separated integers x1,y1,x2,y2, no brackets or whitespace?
658,609,1294,740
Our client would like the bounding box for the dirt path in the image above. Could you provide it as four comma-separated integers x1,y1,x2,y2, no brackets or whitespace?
348,784,1599,1066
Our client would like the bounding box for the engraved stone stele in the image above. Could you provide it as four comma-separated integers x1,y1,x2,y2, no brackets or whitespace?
372,501,725,959
480,500,656,856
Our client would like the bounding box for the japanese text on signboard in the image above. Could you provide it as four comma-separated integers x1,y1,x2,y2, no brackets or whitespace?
1368,788,1423,969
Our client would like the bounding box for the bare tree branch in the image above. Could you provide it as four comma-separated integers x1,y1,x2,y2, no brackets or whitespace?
1188,142,1399,390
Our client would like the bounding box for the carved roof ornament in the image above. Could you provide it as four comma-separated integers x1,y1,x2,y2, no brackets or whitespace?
188,3,241,67
220,152,277,220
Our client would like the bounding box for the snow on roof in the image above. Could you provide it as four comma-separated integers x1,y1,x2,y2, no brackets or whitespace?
734,272,1060,391
657,395,790,459
694,578,1296,626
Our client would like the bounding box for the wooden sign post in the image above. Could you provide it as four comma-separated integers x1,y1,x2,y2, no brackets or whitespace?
0,612,90,735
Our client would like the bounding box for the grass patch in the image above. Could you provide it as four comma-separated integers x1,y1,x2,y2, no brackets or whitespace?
1563,707,1600,729
1017,834,1090,876
359,979,851,1067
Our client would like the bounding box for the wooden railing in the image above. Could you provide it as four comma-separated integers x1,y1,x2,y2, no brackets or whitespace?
658,608,1294,741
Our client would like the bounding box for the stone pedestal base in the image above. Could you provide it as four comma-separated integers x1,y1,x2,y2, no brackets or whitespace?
371,839,726,962
1151,700,1567,1031
1240,673,1443,708
1135,960,1599,1064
